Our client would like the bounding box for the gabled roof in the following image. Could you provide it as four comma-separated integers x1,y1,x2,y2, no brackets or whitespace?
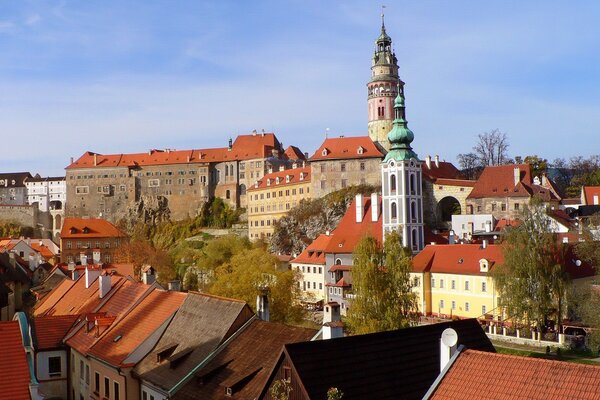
583,186,600,205
134,292,254,391
291,234,332,265
0,321,31,400
173,319,316,400
283,145,306,161
248,166,310,191
411,244,503,275
0,172,32,188
323,196,382,254
31,315,78,350
309,136,384,161
261,319,495,400
86,290,187,368
61,218,128,239
421,161,467,182
428,349,600,399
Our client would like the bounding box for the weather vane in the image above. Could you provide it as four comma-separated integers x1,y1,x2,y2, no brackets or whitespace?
381,4,386,24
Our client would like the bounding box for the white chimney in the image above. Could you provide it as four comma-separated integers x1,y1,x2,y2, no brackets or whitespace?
142,266,155,285
279,165,285,172
514,167,521,186
85,266,101,289
482,239,488,249
371,193,378,222
323,303,343,339
485,220,492,233
168,280,181,292
425,155,431,170
80,252,88,266
68,261,76,271
99,273,111,298
256,288,270,321
440,328,458,372
355,194,364,223
92,250,101,264
434,155,440,168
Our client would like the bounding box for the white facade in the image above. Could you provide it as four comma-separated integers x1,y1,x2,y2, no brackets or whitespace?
26,177,66,213
452,214,495,240
291,262,326,303
381,158,424,251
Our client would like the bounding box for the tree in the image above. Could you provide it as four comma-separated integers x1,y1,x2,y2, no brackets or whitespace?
472,129,510,166
115,240,176,284
270,378,293,400
523,155,548,178
570,284,600,352
456,152,481,180
208,247,305,324
492,200,570,332
327,387,344,400
346,230,418,334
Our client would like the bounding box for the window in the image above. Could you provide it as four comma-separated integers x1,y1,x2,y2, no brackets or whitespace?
431,278,435,288
341,179,347,188
104,377,110,398
75,186,89,194
465,281,470,291
440,300,444,309
482,305,487,315
148,179,160,187
451,301,456,310
491,203,496,211
114,381,120,400
477,205,482,213
451,280,456,290
340,163,346,172
439,279,444,289
360,162,365,171
95,372,100,394
79,360,84,380
48,356,61,377
514,203,520,210
465,302,470,312
501,203,506,211
482,281,487,292
320,181,326,190
85,364,90,384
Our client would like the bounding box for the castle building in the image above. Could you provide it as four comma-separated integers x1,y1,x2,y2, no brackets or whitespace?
367,15,401,151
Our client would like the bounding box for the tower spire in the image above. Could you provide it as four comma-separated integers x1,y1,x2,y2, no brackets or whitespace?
381,5,386,32
384,80,418,162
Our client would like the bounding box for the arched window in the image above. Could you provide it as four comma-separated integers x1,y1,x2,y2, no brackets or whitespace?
239,184,246,195
390,174,397,192
410,173,416,194
335,258,342,265
410,201,417,222
391,202,397,219
412,229,418,250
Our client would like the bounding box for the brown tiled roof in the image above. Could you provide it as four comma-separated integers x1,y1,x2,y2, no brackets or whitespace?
134,292,254,391
60,217,128,239
261,319,495,400
0,321,31,400
248,166,310,191
309,136,383,161
291,234,332,265
32,315,78,350
411,244,503,275
283,145,306,161
429,349,600,399
173,319,316,400
422,161,465,182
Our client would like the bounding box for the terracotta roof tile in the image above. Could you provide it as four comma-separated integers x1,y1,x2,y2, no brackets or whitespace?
583,186,600,205
32,315,78,350
422,161,465,182
248,166,310,191
61,217,128,239
291,234,332,265
0,321,31,400
412,244,503,275
283,145,306,161
468,164,533,199
309,136,383,161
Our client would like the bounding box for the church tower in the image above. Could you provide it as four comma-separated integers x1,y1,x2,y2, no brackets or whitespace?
367,13,401,151
381,83,424,252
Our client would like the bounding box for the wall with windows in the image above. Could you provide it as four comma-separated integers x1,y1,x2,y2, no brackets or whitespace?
291,262,326,302
140,381,168,400
36,350,68,399
310,158,381,199
428,272,497,320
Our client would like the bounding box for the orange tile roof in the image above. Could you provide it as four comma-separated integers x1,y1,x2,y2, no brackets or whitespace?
309,136,383,161
30,243,57,259
434,178,476,187
494,219,522,231
248,166,310,191
60,217,128,239
33,277,76,316
292,234,332,265
33,315,78,350
583,186,600,205
0,321,30,400
467,164,532,199
66,133,281,169
323,195,382,253
86,289,187,367
430,349,600,399
284,145,306,161
422,161,465,182
411,244,503,275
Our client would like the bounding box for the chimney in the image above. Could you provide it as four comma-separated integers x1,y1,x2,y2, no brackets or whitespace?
93,154,97,166
448,230,456,245
440,328,458,372
99,273,111,298
80,252,88,266
485,220,492,233
8,252,15,268
425,155,431,169
26,237,30,246
142,266,155,285
355,194,364,223
323,303,343,339
68,261,76,271
228,138,233,150
256,288,270,322
514,167,521,186
482,239,488,249
541,175,548,186
168,280,181,292
371,193,378,222
85,265,101,289
279,165,285,172
92,250,101,264
70,157,74,164
434,155,440,168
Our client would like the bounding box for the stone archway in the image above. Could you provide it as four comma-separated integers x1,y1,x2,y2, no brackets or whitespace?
438,196,461,224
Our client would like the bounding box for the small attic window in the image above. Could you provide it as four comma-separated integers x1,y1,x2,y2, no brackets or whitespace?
266,179,271,186
82,227,90,234
479,259,489,272
286,175,290,183
357,146,364,155
69,227,77,234
300,172,305,181
276,177,280,184
322,148,329,156
113,335,122,342
458,258,464,264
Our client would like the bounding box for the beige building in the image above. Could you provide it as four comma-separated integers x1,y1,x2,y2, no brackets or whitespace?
309,136,383,198
247,166,311,240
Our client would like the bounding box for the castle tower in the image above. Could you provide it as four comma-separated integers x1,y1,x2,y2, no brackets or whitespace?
367,13,402,151
381,83,424,252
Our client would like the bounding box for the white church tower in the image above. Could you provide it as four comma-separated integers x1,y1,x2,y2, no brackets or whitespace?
381,83,425,252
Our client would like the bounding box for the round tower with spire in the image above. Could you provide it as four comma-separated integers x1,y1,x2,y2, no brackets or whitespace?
367,11,402,152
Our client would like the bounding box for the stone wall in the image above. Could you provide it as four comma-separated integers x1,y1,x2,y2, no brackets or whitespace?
0,204,37,228
310,158,382,198
422,181,474,229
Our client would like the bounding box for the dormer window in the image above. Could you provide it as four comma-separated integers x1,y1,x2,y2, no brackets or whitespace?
266,179,271,186
357,146,364,155
69,227,77,234
322,148,329,156
479,259,489,273
286,175,290,183
300,172,305,181
82,227,90,234
276,177,280,184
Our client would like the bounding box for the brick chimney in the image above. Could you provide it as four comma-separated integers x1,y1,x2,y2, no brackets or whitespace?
355,194,364,223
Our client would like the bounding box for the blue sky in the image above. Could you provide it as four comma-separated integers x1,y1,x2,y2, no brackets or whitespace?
1,1,600,176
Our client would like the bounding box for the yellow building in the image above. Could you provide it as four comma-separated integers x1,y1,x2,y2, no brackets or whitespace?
247,166,311,240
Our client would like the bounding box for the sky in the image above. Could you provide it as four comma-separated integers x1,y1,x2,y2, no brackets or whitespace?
1,1,600,176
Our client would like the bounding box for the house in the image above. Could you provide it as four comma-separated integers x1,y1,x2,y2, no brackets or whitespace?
0,172,32,205
260,319,495,400
424,348,600,399
60,217,128,264
290,233,331,308
0,252,30,320
0,320,33,399
25,175,66,239
581,186,600,206
309,136,384,198
247,166,311,240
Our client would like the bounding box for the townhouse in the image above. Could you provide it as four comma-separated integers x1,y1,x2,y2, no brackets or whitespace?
60,217,128,264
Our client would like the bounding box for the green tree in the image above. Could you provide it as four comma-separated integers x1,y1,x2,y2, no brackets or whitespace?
523,155,548,178
492,201,570,332
346,230,418,334
327,388,344,400
208,247,305,324
270,378,292,400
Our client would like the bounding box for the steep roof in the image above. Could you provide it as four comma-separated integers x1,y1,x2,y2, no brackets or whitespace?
32,315,78,350
309,136,383,161
421,161,467,182
292,234,332,265
173,319,316,400
412,244,503,275
283,145,306,161
134,292,254,391
66,133,282,169
0,321,31,400
262,319,495,400
248,166,310,191
61,218,128,239
324,196,382,253
583,186,600,205
86,290,187,368
428,349,600,399
0,172,32,188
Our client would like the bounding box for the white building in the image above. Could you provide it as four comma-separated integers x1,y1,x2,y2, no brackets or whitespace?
452,214,495,240
290,233,330,307
25,176,66,239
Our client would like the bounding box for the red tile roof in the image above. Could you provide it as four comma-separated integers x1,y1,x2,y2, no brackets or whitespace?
248,166,310,191
0,321,31,400
430,349,600,399
61,218,128,239
292,234,332,265
33,315,78,350
66,133,281,169
309,136,383,161
467,164,532,199
583,186,600,205
324,195,382,253
421,161,465,182
283,145,306,161
494,219,522,231
411,244,503,275
30,243,57,259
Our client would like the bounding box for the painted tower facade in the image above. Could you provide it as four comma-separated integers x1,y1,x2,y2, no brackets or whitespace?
381,84,424,252
367,15,401,151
